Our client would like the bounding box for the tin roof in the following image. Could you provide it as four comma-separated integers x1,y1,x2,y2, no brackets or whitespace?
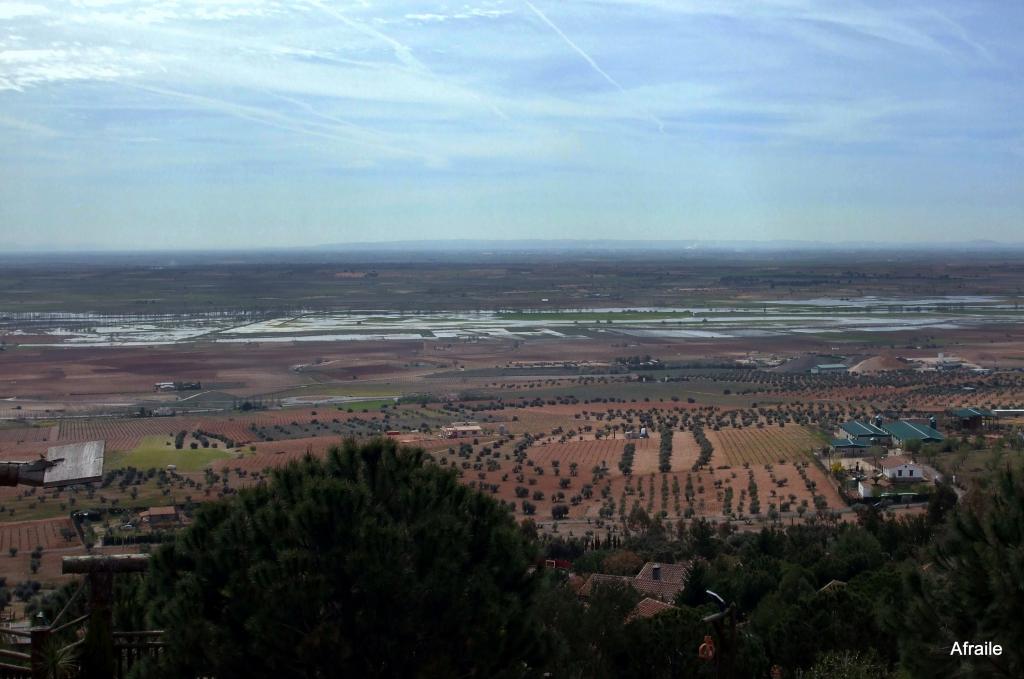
949,407,995,419
881,421,945,442
831,438,868,448
840,421,889,437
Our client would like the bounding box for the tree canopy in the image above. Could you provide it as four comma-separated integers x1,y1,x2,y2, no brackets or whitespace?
134,439,541,679
102,438,1024,679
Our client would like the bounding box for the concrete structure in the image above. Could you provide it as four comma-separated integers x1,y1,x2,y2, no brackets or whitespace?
43,440,104,487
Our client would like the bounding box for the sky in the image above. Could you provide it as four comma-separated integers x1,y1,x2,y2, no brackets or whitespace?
1,0,1022,250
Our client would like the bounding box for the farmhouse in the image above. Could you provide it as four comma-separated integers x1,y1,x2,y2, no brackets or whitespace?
579,561,691,603
838,421,891,445
881,421,945,446
139,505,180,528
879,455,925,483
440,422,483,439
579,573,681,603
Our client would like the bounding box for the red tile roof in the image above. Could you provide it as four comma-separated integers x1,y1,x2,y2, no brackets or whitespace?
143,506,178,516
627,598,676,622
579,568,688,602
636,561,691,585
879,455,915,469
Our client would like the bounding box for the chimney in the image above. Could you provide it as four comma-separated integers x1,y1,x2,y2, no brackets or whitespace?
651,564,661,581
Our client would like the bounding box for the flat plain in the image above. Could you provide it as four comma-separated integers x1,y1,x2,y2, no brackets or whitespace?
0,251,1022,583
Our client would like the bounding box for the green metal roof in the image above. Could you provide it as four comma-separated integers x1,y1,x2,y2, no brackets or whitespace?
841,421,889,437
881,421,945,442
949,407,995,419
831,438,868,448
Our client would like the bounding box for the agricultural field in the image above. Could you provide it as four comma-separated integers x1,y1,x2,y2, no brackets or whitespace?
2,259,1024,577
0,517,85,585
0,425,58,445
108,436,234,472
670,431,702,469
0,517,77,552
524,438,653,475
706,426,825,466
58,418,190,452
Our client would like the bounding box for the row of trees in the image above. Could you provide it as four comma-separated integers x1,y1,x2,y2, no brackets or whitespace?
658,427,673,472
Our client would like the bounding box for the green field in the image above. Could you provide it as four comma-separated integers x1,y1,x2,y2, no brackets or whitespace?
272,384,401,398
109,436,234,471
338,399,398,412
498,311,695,321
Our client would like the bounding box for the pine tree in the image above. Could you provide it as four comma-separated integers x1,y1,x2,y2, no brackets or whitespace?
902,469,1024,678
134,438,543,679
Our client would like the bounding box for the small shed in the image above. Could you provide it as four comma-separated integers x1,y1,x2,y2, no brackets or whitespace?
948,407,995,431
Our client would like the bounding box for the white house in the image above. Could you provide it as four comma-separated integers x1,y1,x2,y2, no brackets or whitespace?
879,455,924,483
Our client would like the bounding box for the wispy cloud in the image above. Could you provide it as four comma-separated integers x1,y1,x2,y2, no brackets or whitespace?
0,3,48,21
307,0,510,120
0,112,58,136
523,0,663,131
0,0,1021,246
124,82,432,165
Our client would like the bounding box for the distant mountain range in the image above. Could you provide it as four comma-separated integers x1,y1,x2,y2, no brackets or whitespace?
317,238,1023,253
4,238,1024,263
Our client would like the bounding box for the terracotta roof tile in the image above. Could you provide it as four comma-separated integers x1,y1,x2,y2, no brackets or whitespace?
627,598,676,622
636,561,691,585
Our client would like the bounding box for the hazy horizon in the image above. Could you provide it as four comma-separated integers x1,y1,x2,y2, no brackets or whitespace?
2,1,1023,250
6,237,1024,260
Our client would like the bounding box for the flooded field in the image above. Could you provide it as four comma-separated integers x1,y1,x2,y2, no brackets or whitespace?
3,296,1022,347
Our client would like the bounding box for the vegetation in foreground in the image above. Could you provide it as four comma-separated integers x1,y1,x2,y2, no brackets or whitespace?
28,438,1024,678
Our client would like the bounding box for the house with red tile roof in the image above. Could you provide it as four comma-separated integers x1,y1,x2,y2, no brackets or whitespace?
626,597,676,622
578,561,692,603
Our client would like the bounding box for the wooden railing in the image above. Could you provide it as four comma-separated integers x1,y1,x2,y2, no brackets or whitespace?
0,554,164,678
113,630,166,678
0,628,32,678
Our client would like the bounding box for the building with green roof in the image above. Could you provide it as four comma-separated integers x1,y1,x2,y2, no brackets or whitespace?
881,421,945,446
838,420,890,444
948,407,995,431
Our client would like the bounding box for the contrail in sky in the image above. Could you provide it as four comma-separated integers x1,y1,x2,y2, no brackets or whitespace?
309,0,510,121
524,0,663,131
